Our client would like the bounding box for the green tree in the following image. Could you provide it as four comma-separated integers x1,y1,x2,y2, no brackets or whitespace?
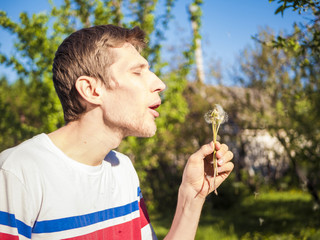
238,14,320,203
188,0,205,83
268,0,320,203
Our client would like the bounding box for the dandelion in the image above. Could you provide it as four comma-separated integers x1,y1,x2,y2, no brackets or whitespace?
259,217,264,226
204,104,228,195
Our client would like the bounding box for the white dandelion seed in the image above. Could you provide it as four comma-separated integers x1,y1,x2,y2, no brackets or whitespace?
204,104,228,125
259,218,264,226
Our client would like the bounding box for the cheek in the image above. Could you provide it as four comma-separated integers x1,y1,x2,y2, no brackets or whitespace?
121,89,146,109
110,96,145,122
104,84,147,117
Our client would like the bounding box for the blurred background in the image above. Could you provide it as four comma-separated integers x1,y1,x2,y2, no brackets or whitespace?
0,0,319,239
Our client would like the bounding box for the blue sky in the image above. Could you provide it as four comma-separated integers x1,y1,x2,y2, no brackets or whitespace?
0,0,308,84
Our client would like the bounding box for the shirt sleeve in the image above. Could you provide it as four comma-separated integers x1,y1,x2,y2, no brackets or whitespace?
0,169,36,240
139,198,157,240
137,187,157,240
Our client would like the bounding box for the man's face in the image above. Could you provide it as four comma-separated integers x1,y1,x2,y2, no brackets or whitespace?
101,43,166,138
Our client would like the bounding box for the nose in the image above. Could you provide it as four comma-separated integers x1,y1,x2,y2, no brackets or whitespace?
151,72,166,93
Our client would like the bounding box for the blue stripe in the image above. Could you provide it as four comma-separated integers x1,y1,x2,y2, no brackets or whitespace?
137,186,141,197
0,211,32,239
32,200,139,234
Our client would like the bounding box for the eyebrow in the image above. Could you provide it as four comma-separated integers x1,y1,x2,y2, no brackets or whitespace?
129,63,149,71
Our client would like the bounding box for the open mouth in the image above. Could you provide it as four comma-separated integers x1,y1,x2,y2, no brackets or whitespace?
149,101,161,117
149,103,160,110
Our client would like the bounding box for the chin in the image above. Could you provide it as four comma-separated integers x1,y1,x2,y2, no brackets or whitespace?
144,130,157,138
136,128,157,138
133,123,157,138
123,116,158,138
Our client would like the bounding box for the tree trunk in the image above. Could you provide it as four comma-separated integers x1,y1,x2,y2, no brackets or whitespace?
189,4,205,84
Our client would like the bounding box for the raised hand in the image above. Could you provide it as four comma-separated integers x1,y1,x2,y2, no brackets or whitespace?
181,141,234,199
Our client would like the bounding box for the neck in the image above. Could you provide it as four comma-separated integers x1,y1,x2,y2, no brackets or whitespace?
48,116,123,166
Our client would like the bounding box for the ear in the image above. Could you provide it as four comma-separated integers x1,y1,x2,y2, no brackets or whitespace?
75,76,104,105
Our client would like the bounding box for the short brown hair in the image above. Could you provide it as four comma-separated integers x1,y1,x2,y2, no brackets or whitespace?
52,25,146,123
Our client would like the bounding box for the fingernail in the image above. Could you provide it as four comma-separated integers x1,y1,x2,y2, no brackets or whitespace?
218,159,223,165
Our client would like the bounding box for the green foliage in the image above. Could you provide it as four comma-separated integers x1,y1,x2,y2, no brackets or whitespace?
151,189,320,240
240,27,320,197
269,0,320,57
238,0,320,203
0,76,63,151
269,0,319,15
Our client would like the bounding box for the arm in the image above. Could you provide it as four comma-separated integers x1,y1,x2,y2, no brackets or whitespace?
164,142,234,240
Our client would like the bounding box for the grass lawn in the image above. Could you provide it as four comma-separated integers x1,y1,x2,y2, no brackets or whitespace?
150,189,320,240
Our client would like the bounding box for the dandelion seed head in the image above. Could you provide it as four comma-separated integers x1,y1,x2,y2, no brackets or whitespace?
204,110,214,123
259,217,264,226
204,104,228,124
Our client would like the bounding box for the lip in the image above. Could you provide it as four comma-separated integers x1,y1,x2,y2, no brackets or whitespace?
149,100,161,118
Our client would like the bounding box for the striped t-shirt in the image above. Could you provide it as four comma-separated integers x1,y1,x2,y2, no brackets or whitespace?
0,134,156,239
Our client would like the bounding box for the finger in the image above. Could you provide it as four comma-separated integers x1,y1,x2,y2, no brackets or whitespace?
215,141,221,151
217,150,234,166
190,142,214,163
216,144,228,158
217,162,234,174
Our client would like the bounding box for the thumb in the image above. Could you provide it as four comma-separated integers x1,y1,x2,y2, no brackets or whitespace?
189,142,214,163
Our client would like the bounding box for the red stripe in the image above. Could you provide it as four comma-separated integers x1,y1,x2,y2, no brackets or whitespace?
63,217,142,240
62,198,152,240
0,232,19,240
139,198,150,228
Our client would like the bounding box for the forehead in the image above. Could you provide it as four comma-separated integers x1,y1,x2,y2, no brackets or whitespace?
110,43,148,69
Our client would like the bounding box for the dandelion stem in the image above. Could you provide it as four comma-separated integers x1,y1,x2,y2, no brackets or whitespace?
203,104,228,197
212,122,220,195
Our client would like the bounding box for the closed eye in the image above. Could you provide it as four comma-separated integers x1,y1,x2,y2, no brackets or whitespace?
129,63,149,76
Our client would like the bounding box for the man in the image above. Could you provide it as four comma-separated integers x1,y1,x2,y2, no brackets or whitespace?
0,25,234,239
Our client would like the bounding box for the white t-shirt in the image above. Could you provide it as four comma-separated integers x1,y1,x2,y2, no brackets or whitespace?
0,134,157,240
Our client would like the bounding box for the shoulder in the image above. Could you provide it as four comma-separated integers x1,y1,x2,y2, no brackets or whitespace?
104,150,138,179
0,133,51,180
